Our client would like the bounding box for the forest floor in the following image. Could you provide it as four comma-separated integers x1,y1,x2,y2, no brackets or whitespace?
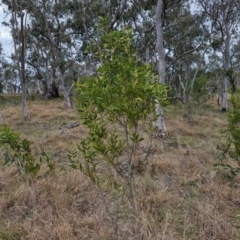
0,94,240,240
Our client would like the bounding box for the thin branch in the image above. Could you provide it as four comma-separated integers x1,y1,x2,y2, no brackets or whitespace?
166,42,205,72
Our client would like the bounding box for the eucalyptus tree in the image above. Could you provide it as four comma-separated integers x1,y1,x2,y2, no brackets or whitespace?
154,0,167,133
154,0,204,132
69,0,136,76
25,45,51,96
120,0,194,132
120,0,209,130
2,0,30,120
26,0,79,108
164,3,211,104
197,0,240,111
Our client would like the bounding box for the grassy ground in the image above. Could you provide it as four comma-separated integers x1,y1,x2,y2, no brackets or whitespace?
0,94,240,239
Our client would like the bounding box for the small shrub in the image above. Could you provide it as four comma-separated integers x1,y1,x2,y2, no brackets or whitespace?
215,90,240,178
0,125,55,183
69,18,167,223
192,74,208,102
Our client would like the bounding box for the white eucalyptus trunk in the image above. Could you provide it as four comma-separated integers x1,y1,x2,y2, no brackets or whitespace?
155,0,166,134
56,67,72,108
222,75,228,111
20,12,28,120
11,3,28,120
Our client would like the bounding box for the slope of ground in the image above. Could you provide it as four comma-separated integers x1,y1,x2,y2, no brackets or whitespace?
0,94,240,239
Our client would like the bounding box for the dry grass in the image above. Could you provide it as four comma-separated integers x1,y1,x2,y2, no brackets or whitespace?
0,94,240,239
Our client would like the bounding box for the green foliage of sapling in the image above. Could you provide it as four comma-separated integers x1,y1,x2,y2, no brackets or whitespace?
70,18,168,215
0,125,55,183
215,89,240,178
192,74,208,102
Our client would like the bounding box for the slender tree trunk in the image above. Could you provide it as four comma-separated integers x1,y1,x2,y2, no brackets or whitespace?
47,67,60,98
189,47,208,95
155,0,165,85
146,47,150,64
11,3,28,120
222,20,230,111
56,67,72,108
20,12,28,120
155,0,166,134
179,75,186,104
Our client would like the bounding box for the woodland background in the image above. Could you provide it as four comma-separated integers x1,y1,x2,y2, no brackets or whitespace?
1,1,240,239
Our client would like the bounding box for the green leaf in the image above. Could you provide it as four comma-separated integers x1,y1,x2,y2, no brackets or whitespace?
4,153,13,166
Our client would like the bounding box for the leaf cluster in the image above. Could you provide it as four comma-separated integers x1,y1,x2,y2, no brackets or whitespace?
192,73,208,102
71,22,168,213
80,26,167,130
0,125,55,183
215,90,240,178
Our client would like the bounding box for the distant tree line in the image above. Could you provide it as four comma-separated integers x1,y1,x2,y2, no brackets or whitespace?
0,0,240,118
